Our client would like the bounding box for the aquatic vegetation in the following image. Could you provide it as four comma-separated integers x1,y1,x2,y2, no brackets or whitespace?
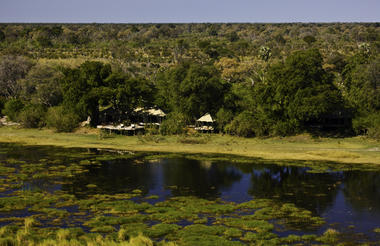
144,195,159,200
90,225,116,233
127,234,154,246
317,228,340,244
120,223,149,238
241,231,279,243
145,223,181,238
223,228,243,238
218,217,274,232
0,143,379,245
179,234,244,246
176,224,243,246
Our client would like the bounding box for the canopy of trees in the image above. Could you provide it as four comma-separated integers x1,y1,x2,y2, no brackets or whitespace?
0,23,378,137
251,49,344,135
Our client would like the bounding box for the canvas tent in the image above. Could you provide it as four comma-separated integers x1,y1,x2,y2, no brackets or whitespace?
195,113,214,132
134,107,166,125
197,113,214,123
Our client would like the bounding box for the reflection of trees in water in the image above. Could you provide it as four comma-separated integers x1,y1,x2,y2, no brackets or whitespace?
162,159,242,198
0,143,85,164
62,158,242,199
343,171,380,213
5,142,380,217
247,165,341,215
62,159,155,198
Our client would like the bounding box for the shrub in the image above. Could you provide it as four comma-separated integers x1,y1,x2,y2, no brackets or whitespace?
1,99,24,121
159,112,187,135
215,108,234,133
353,113,380,139
18,104,46,128
225,111,256,137
145,124,160,135
272,119,299,137
46,106,79,132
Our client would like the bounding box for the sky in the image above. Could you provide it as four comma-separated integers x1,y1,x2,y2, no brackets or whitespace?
0,0,379,23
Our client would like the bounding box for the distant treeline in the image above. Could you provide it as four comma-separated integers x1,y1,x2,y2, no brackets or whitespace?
0,23,379,137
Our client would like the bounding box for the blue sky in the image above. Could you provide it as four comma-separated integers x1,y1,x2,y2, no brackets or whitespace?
0,0,379,23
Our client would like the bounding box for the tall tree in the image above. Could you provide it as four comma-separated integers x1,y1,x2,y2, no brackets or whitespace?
254,49,343,135
20,64,63,107
60,61,112,125
0,56,34,99
156,62,226,120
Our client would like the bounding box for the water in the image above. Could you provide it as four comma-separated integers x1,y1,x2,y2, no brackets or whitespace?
65,158,380,235
1,143,379,241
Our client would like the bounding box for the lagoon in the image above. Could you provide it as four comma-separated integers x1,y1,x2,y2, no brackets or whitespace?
0,143,379,245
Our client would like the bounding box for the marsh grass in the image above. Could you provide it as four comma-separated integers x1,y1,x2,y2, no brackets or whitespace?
176,134,211,144
0,190,375,245
1,127,379,165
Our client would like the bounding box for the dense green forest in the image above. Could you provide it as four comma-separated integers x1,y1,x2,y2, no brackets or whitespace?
0,23,379,137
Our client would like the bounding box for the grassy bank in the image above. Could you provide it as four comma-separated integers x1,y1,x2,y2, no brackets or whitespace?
0,126,379,165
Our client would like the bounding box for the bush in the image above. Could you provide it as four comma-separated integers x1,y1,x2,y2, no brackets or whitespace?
353,113,380,139
272,119,299,137
225,111,256,137
159,112,187,135
18,104,46,128
215,108,234,133
1,99,24,121
46,106,79,132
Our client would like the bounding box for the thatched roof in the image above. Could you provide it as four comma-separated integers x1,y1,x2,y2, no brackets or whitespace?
197,113,213,123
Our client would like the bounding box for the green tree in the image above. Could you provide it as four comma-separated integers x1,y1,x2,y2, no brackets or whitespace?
226,31,239,42
0,56,34,99
60,61,112,125
254,49,343,135
60,61,155,126
258,46,271,62
173,39,189,63
159,112,187,135
18,104,46,128
46,106,79,132
99,72,155,122
342,55,379,114
156,62,226,120
32,30,52,47
2,98,24,121
0,29,5,42
303,35,316,45
20,64,63,107
225,110,256,137
342,54,380,136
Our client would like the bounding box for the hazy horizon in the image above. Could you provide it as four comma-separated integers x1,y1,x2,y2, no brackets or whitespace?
1,0,379,23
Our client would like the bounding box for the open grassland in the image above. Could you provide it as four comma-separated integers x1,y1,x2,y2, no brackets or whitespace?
0,126,379,165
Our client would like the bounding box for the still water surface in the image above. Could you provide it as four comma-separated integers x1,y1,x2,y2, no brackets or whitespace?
73,158,380,235
1,143,380,239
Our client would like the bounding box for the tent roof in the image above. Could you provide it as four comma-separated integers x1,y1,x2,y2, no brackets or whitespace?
134,107,166,117
197,113,213,122
147,108,166,117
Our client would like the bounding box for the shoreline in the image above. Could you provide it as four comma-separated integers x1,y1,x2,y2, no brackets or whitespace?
0,126,379,165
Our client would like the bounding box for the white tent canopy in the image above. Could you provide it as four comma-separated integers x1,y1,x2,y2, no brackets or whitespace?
146,108,166,117
134,107,166,117
197,113,213,123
